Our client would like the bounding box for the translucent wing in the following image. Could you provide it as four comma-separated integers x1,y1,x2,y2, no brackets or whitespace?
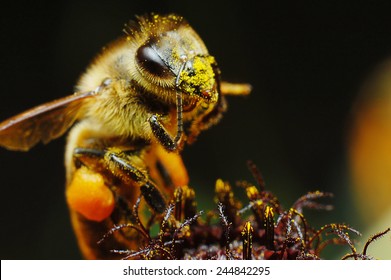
0,91,96,151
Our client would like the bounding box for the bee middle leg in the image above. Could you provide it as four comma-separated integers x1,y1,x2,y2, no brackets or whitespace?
73,147,167,214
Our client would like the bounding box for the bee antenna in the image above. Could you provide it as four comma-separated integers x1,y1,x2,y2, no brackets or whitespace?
174,90,183,144
175,59,187,87
174,60,187,144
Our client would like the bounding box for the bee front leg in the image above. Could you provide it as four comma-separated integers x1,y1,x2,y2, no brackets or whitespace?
73,147,167,214
149,115,180,152
149,91,184,152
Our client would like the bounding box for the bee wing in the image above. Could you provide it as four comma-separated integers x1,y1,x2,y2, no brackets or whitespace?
0,91,96,151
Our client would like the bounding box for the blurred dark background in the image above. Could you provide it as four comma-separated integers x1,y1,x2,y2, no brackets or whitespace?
1,0,391,259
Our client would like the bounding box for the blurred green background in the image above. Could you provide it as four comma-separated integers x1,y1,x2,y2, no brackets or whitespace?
1,0,391,259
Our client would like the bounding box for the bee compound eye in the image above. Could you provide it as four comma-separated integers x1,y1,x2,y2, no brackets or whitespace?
136,44,171,78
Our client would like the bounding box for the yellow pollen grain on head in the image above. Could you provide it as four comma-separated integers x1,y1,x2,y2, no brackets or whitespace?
179,56,215,95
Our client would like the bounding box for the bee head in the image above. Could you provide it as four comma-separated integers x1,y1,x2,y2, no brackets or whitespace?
132,14,219,105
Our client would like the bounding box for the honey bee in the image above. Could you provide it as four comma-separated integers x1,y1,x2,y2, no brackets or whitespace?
0,13,250,259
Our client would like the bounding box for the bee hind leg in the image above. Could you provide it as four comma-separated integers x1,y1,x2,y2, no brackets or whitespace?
73,147,167,214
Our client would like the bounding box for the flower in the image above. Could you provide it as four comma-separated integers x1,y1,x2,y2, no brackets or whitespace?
98,162,390,260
